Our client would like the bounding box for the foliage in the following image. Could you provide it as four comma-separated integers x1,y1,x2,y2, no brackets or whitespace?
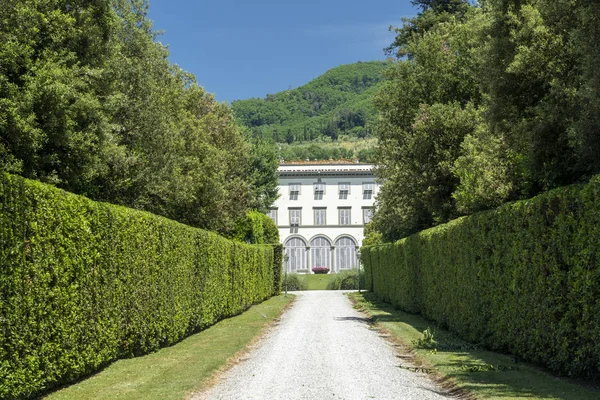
247,137,280,212
272,244,284,295
230,210,280,245
232,61,389,142
470,0,600,194
278,137,377,163
46,295,292,400
373,6,485,240
352,292,600,399
372,0,600,242
0,173,279,399
362,223,384,247
282,274,307,291
311,267,329,274
412,328,438,350
325,269,364,290
363,175,600,379
0,0,276,235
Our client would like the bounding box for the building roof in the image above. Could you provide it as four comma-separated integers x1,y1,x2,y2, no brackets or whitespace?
278,163,374,177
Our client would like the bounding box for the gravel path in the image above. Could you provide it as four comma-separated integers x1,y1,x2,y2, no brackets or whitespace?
194,291,450,400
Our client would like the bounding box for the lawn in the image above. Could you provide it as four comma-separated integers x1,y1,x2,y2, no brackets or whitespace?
44,295,294,400
300,273,336,290
349,292,600,400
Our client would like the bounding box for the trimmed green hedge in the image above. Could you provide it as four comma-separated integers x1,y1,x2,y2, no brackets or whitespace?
230,210,280,245
272,244,283,295
0,173,278,399
363,175,600,379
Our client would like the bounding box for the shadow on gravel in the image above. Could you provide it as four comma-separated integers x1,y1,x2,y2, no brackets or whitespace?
334,316,374,324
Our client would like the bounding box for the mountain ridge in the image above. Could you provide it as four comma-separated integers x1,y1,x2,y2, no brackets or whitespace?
232,61,390,143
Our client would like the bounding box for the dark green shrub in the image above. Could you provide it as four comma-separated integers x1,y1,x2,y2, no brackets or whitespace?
283,274,307,291
0,173,278,399
230,210,280,244
326,269,364,290
413,328,437,351
363,175,600,379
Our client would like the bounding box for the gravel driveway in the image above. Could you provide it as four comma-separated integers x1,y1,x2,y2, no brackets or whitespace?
194,291,450,400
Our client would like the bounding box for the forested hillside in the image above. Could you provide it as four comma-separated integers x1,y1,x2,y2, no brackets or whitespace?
232,61,389,151
0,0,279,234
369,0,600,242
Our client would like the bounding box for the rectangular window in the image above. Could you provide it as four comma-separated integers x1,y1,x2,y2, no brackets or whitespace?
339,182,350,200
289,208,301,233
289,183,300,200
314,208,326,225
363,182,374,200
314,182,325,200
267,209,278,225
362,208,373,224
289,208,302,225
338,207,351,225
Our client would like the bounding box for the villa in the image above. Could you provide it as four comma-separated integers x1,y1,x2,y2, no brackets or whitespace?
268,162,378,274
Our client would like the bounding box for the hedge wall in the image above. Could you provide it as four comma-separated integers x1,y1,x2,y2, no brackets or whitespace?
363,175,600,379
0,173,279,399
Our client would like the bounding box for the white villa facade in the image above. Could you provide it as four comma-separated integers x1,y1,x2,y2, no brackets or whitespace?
268,163,377,274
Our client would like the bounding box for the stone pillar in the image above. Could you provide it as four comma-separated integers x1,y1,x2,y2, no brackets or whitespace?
306,246,311,273
331,246,336,273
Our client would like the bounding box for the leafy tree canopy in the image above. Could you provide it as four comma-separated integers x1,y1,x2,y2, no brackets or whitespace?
0,0,279,235
371,0,600,242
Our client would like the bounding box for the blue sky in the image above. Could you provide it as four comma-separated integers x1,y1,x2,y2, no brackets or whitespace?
148,0,417,102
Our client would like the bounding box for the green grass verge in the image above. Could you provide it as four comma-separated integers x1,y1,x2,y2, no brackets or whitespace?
349,293,600,400
44,295,294,400
300,274,336,290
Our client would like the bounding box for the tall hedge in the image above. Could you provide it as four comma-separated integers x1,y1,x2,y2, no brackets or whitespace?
363,175,600,380
0,173,278,399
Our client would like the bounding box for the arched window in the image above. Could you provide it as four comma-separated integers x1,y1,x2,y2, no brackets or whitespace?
285,237,306,272
310,237,331,271
335,237,357,270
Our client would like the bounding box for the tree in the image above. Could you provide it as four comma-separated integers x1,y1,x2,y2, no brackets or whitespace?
285,129,294,144
0,0,119,196
372,6,485,240
248,138,280,212
0,0,267,235
477,0,600,195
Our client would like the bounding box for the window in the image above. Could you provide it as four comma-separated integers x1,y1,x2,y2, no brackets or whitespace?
338,207,351,225
289,208,301,225
362,207,373,224
289,183,300,200
314,208,326,225
363,182,374,199
339,182,350,200
311,237,331,270
314,182,325,200
289,208,301,233
267,209,278,225
285,237,306,272
335,237,357,270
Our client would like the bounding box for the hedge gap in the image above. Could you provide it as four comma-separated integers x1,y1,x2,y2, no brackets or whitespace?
0,173,282,398
362,175,600,380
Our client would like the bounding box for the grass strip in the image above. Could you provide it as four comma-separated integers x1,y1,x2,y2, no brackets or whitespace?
45,295,294,400
300,274,336,290
349,293,600,400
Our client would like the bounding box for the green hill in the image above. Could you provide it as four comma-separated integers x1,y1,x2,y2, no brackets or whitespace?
232,61,390,144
